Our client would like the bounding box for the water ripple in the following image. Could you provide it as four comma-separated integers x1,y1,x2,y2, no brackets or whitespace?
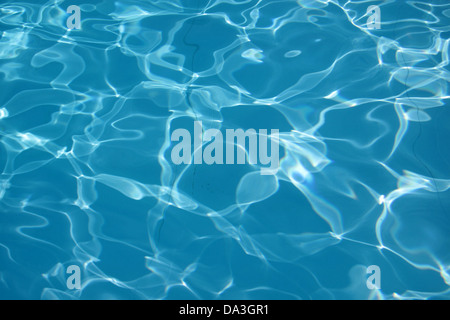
0,0,449,300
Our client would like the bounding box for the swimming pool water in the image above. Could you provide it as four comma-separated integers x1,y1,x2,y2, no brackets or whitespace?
0,0,449,300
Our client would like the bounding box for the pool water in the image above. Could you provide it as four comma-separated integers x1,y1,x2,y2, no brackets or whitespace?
0,0,449,300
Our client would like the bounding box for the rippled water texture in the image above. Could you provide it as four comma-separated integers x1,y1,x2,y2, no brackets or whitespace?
0,0,449,300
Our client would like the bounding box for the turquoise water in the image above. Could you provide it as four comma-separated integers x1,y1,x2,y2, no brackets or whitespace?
0,0,449,300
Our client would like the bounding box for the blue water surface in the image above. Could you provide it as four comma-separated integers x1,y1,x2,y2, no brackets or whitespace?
0,0,449,300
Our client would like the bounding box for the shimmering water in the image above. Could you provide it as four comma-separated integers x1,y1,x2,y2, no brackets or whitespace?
0,0,449,300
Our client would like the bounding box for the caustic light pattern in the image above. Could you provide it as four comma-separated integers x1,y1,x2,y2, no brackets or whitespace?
0,0,449,300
